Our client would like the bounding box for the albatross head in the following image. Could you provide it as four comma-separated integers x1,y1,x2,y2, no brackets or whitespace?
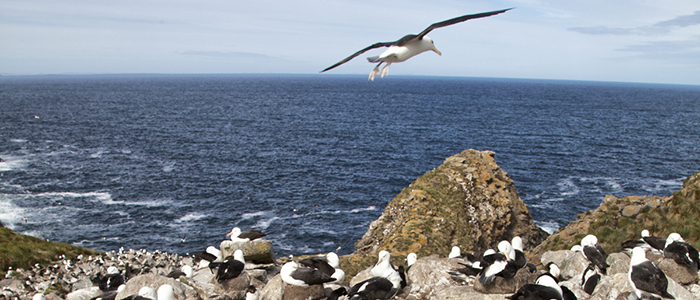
227,227,241,238
420,36,442,56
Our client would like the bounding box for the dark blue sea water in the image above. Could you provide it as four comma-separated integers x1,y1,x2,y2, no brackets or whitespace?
1,74,699,256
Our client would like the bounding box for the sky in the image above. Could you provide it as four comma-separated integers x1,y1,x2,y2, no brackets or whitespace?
1,0,699,85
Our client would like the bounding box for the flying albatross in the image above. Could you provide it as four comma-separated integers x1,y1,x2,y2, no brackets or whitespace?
321,8,513,80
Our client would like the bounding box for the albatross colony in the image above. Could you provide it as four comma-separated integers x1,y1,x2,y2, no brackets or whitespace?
321,8,513,80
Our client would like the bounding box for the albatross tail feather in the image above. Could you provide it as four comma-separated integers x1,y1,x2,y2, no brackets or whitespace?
367,55,381,63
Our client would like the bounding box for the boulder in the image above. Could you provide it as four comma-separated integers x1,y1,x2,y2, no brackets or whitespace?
213,272,251,300
606,252,631,275
348,268,372,287
65,287,101,300
258,275,285,300
657,258,699,285
540,250,575,268
115,274,197,300
667,276,699,300
0,279,27,295
559,251,590,280
587,273,633,300
220,240,275,264
353,149,548,262
282,284,326,300
401,254,463,298
431,285,509,300
560,280,588,300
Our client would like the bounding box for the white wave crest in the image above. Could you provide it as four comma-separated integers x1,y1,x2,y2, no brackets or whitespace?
0,155,29,172
536,220,559,235
176,212,207,222
241,211,268,220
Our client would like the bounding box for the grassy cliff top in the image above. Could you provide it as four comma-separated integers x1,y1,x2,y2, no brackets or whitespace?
0,227,101,278
528,170,700,262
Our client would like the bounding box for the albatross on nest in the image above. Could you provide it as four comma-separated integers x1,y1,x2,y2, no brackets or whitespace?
321,8,513,80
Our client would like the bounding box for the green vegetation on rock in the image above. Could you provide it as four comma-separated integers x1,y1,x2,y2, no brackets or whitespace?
0,227,101,278
528,171,700,262
344,149,548,281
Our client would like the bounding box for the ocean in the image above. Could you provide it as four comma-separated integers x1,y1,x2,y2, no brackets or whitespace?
1,74,699,256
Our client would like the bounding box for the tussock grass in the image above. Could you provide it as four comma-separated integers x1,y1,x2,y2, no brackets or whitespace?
0,228,101,278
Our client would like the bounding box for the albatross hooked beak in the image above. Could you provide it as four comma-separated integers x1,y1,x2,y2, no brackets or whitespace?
433,46,442,56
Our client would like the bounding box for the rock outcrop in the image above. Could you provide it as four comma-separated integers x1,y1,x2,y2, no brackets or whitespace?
528,170,700,263
220,240,275,264
354,149,548,259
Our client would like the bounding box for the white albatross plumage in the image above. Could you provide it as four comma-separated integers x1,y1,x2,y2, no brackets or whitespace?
629,247,674,299
320,8,513,80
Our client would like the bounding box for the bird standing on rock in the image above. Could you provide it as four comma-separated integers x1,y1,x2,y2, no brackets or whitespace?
663,232,700,270
629,247,675,299
99,266,124,292
321,8,513,80
210,249,246,283
348,268,403,300
227,227,266,242
572,234,608,275
280,261,336,286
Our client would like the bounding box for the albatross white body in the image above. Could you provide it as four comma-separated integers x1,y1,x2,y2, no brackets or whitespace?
367,37,440,80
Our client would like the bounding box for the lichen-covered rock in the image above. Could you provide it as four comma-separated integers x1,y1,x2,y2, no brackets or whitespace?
220,240,275,264
354,149,548,260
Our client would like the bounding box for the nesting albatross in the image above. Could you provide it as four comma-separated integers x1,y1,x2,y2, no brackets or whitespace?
321,8,513,80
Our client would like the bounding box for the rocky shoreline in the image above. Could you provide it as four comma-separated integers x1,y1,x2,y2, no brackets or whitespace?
2,149,699,300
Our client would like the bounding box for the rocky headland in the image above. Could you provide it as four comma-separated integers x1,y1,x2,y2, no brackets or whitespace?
2,149,699,300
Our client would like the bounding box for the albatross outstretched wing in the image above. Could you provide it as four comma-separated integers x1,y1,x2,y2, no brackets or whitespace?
415,8,514,39
321,41,397,72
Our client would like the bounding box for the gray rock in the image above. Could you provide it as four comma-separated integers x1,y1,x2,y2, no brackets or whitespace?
607,252,631,275
348,268,372,287
473,274,516,294
65,287,101,300
115,274,197,300
559,251,591,280
0,279,27,295
258,275,285,300
402,255,463,298
560,280,588,300
431,285,509,300
220,240,275,264
282,284,326,300
588,273,633,300
213,272,251,300
540,250,575,268
69,276,94,292
666,274,699,300
658,257,699,285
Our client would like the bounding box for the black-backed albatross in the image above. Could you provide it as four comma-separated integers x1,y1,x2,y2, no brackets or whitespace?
321,8,513,80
